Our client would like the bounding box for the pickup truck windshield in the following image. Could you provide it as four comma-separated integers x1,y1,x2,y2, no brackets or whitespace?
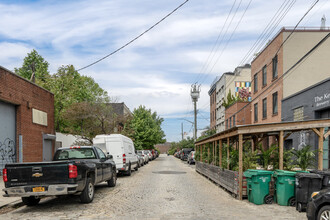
54,148,97,160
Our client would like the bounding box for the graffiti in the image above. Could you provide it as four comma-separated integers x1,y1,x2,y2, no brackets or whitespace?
0,138,16,165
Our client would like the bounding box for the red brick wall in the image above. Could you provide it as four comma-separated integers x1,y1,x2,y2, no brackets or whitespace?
251,31,283,125
225,101,251,129
0,67,55,162
210,91,216,130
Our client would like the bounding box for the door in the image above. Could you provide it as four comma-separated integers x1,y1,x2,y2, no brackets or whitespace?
43,140,53,161
95,147,111,180
0,101,16,171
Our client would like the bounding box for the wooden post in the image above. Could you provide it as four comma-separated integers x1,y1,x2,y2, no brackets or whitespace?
279,130,284,170
208,144,210,164
238,134,243,200
213,141,215,165
227,137,230,170
219,139,222,168
319,127,325,170
200,145,203,162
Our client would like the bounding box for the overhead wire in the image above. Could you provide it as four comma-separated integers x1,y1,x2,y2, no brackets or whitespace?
77,0,190,72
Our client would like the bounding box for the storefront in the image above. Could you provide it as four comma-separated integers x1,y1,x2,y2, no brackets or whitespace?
282,78,330,169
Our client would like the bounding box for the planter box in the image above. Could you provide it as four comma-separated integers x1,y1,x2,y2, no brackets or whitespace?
196,161,247,198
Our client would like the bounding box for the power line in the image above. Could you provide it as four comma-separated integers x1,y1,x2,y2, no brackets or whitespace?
77,0,190,71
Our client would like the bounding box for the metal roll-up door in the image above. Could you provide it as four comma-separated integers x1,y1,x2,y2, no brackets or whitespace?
0,101,16,171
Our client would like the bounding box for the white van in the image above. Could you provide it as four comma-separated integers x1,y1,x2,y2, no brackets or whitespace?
93,134,139,175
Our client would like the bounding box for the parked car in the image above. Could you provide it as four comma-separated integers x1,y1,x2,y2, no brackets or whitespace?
307,188,330,220
187,151,195,164
137,150,148,164
136,154,144,167
147,150,153,160
2,146,117,205
181,148,194,161
93,134,139,175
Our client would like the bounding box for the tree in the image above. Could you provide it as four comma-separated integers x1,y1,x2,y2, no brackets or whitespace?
122,106,166,150
222,89,238,108
47,65,108,131
14,49,50,83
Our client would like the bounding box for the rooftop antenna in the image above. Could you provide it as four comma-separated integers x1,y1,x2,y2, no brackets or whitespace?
321,15,326,30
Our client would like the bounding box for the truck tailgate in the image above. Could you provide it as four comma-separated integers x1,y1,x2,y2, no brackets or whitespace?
5,161,71,187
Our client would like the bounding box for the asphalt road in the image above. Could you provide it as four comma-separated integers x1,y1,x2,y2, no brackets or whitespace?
1,154,307,219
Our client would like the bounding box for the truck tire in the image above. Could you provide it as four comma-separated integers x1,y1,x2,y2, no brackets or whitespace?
80,178,94,203
22,196,40,206
107,170,117,187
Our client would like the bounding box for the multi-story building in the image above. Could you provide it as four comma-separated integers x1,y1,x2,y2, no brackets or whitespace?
213,64,251,133
208,78,218,131
251,27,330,168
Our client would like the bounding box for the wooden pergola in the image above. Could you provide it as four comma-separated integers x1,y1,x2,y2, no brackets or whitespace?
195,119,330,200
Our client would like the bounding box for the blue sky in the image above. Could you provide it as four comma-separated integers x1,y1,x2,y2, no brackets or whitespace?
1,0,329,142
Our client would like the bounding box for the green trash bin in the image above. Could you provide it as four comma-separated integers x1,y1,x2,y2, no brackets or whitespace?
273,170,308,206
244,169,273,205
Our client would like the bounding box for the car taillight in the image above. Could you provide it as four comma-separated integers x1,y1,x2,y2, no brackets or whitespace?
123,154,126,164
68,164,77,179
3,168,7,182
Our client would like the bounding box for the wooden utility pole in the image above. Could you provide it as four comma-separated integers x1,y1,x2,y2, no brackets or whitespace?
238,134,243,200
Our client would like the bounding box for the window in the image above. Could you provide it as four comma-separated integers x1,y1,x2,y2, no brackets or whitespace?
229,117,232,128
272,55,278,79
272,92,278,115
293,107,304,121
226,119,228,129
254,103,258,122
233,115,236,127
262,65,267,86
262,98,267,119
254,73,258,92
96,147,106,159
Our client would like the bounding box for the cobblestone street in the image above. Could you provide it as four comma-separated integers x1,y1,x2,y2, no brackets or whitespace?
1,154,307,219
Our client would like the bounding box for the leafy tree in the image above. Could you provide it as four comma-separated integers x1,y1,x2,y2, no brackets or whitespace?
197,127,216,141
47,65,108,131
122,105,166,150
14,49,50,83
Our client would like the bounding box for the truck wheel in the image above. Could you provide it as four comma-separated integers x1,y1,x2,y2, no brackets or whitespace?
80,178,94,203
22,196,40,206
318,205,330,220
107,170,117,187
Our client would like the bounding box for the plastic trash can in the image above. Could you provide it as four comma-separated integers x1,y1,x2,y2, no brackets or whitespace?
310,170,330,189
273,170,298,206
295,172,322,212
244,169,273,205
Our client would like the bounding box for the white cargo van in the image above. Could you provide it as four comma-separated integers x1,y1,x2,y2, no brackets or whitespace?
93,134,139,175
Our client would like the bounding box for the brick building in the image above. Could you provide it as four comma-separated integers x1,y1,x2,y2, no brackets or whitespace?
225,101,251,129
0,66,55,170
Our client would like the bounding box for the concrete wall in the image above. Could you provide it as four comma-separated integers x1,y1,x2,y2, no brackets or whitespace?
216,75,226,133
283,31,330,98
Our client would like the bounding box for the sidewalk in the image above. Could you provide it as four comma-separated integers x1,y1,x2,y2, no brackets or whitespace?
0,177,21,208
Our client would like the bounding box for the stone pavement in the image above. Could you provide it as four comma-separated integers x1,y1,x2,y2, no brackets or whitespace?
0,177,21,208
0,155,307,219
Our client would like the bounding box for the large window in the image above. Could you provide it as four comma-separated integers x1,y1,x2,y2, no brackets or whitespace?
272,55,278,79
262,98,267,119
254,73,258,93
254,103,258,122
262,65,267,86
272,92,278,115
233,115,236,127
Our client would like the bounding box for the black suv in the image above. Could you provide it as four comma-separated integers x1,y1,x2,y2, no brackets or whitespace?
180,148,193,161
307,188,330,220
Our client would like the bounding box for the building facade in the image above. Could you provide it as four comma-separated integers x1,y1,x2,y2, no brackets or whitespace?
208,79,217,130
214,64,251,133
0,66,55,170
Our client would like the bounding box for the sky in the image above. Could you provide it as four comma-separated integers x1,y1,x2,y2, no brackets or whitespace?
1,0,329,142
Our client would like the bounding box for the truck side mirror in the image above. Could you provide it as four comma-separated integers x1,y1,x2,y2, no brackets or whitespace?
107,155,113,160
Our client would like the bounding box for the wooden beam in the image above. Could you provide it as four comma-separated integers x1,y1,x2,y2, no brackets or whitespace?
284,132,292,140
219,139,222,168
318,127,325,170
279,130,284,170
238,134,243,200
312,128,321,137
227,137,230,170
324,130,330,139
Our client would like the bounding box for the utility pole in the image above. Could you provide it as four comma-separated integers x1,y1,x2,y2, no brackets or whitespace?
190,84,201,141
181,122,184,140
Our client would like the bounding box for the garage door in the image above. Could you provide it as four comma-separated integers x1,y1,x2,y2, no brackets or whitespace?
0,101,16,171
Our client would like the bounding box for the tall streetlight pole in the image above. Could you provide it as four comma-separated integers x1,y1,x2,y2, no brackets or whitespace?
190,84,201,141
